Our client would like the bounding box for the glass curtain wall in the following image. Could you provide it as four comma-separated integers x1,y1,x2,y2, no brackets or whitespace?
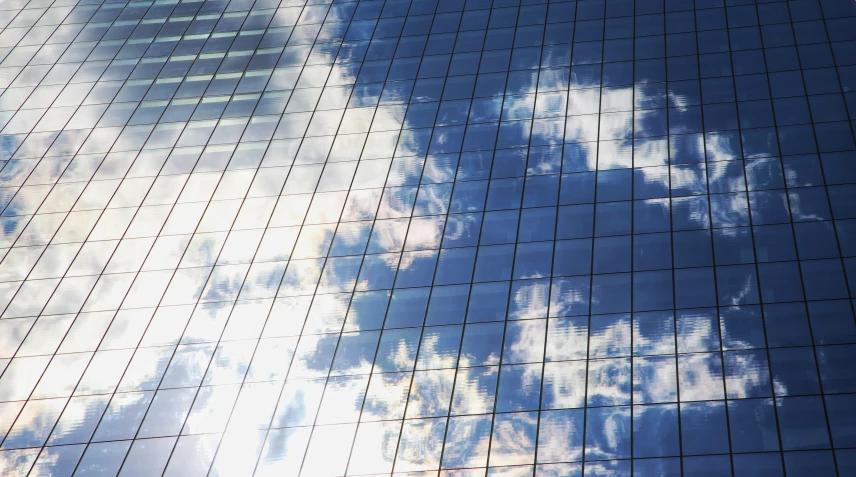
0,0,855,475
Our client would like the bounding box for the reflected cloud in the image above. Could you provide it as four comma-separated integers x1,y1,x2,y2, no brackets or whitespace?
0,2,825,475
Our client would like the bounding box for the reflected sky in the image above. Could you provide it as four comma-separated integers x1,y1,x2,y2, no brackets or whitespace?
0,0,854,475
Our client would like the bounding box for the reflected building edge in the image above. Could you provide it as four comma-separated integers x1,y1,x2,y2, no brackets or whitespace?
0,0,855,475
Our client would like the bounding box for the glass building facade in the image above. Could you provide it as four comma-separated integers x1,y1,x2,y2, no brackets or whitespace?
0,0,856,474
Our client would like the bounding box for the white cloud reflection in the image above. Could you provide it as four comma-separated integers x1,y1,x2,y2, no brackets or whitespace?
0,7,808,477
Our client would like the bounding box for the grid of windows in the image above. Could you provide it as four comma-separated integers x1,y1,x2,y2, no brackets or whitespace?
0,0,856,474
